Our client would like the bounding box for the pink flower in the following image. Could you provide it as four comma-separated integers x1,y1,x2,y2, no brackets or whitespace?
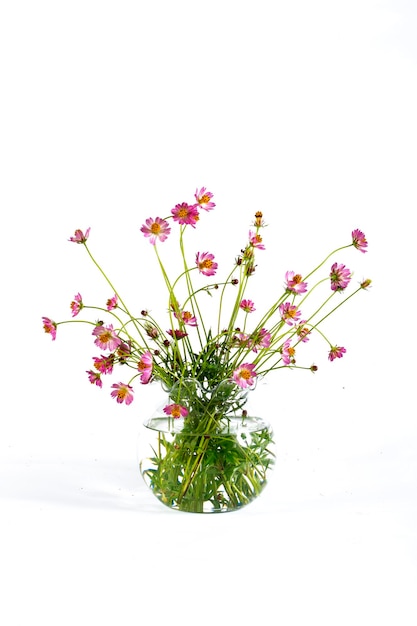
330,263,351,291
194,187,215,211
328,345,346,361
167,329,188,340
86,370,102,387
296,321,311,343
42,317,57,340
352,229,368,253
171,203,199,227
69,228,90,244
249,231,265,250
232,332,250,348
232,363,257,388
106,294,118,311
111,382,134,405
174,310,198,326
196,251,218,276
70,293,83,317
140,217,171,245
92,324,121,351
279,302,301,326
285,271,308,294
138,350,153,384
163,403,188,419
250,328,271,353
93,354,114,374
240,299,256,313
281,339,296,365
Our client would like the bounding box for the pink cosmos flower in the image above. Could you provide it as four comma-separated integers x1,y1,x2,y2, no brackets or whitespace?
111,382,134,405
138,350,153,384
196,251,218,276
281,339,296,365
232,363,257,388
330,263,351,291
42,317,57,340
285,271,308,294
279,302,301,326
117,341,132,360
93,354,114,375
248,230,265,250
352,229,368,253
174,310,198,326
167,329,188,340
86,370,102,387
296,321,311,343
250,328,272,353
69,228,90,244
171,203,199,227
328,345,346,361
106,294,118,311
140,217,171,245
233,332,250,348
92,324,121,351
240,299,256,313
194,187,215,211
70,293,83,317
163,403,189,419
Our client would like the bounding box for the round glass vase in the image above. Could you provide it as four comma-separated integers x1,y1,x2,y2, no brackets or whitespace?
138,379,275,513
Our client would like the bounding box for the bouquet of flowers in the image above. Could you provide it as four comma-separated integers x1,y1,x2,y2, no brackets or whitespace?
42,187,370,512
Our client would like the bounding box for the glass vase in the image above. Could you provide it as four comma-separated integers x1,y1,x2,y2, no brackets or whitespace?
138,379,275,513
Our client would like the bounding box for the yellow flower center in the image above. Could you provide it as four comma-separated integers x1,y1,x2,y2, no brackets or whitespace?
293,274,302,284
100,330,112,342
240,368,251,380
178,207,188,218
151,222,161,234
183,312,192,321
201,259,213,269
200,194,210,204
117,387,128,399
171,405,181,418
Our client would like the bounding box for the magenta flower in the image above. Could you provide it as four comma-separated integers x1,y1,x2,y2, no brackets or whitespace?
352,229,368,253
296,321,311,343
194,187,215,211
232,363,257,388
92,324,121,351
171,203,199,227
279,302,301,326
86,370,102,387
234,332,250,348
248,230,265,250
250,328,272,353
93,354,114,375
42,317,57,340
69,228,90,244
138,350,153,384
70,293,83,317
328,345,346,361
285,271,308,294
240,299,256,313
330,263,351,291
106,294,118,311
196,251,218,276
174,310,198,326
167,329,188,340
163,403,189,419
140,217,171,245
281,339,296,365
111,382,134,405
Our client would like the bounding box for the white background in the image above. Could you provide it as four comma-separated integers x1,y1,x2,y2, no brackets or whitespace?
1,1,416,624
